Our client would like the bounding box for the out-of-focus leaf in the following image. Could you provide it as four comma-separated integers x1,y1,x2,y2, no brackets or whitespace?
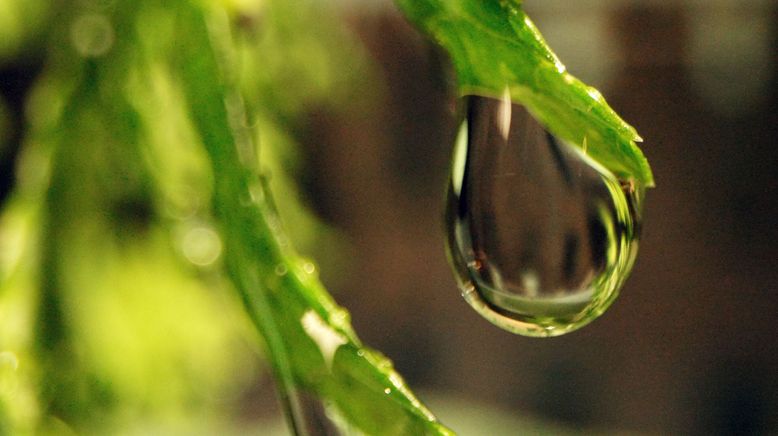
4,0,457,433
0,0,48,60
20,2,261,432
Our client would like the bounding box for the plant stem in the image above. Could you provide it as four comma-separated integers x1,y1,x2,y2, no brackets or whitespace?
176,5,453,435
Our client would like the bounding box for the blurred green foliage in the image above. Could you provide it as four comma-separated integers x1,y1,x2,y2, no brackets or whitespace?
0,0,452,434
0,0,48,59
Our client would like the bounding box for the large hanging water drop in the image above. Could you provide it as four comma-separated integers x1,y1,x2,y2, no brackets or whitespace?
446,93,643,337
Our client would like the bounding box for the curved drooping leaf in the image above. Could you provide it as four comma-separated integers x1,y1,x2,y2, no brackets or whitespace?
396,0,654,186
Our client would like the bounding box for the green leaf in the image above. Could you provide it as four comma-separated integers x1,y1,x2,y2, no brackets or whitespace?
395,0,654,187
172,5,454,435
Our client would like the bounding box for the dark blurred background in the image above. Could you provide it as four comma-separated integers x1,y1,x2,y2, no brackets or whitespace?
2,0,776,434
297,1,778,434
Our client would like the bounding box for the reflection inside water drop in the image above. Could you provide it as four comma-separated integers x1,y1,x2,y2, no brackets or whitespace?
446,94,643,337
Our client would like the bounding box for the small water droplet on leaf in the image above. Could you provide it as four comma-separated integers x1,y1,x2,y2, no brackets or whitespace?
446,95,643,337
70,14,115,57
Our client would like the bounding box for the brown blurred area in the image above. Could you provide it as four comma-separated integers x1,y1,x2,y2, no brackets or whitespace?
299,2,778,434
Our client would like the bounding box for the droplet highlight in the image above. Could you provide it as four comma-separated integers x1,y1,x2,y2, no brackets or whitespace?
446,94,643,337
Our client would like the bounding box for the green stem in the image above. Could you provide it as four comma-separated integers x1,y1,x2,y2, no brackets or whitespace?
178,9,309,433
176,6,452,435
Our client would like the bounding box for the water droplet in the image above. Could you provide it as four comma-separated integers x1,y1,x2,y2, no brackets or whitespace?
302,262,316,275
274,263,288,276
70,14,115,57
384,388,392,395
181,226,222,267
330,308,351,326
446,94,643,337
